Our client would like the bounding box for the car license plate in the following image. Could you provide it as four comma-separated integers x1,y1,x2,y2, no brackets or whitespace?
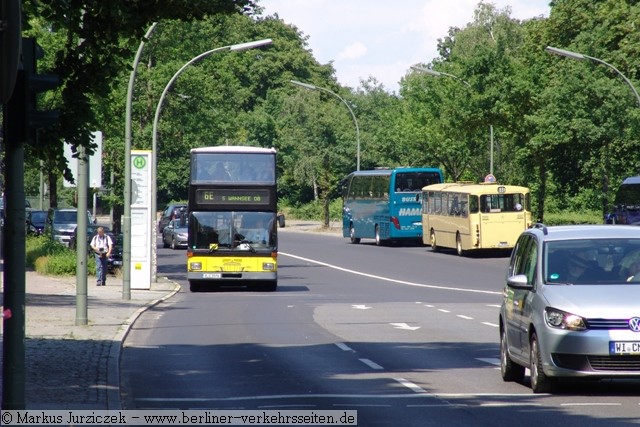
203,273,221,279
113,261,123,266
609,341,640,355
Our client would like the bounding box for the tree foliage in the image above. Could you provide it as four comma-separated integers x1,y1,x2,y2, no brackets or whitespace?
12,0,640,224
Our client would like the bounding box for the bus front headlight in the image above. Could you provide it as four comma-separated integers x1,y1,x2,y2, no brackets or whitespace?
190,262,202,271
262,262,275,271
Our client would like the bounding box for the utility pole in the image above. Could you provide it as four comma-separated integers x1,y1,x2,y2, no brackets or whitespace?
2,37,60,409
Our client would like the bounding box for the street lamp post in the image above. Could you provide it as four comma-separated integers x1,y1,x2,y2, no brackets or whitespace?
290,80,361,171
151,39,272,283
545,46,640,107
123,22,157,300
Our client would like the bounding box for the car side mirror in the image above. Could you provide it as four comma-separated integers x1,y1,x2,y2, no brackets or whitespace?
506,274,533,290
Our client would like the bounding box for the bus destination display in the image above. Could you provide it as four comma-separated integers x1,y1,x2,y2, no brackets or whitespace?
196,189,270,205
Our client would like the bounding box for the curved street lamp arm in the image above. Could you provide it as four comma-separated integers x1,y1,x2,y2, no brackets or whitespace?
316,86,361,171
290,80,361,170
150,39,272,282
586,55,640,108
546,46,640,107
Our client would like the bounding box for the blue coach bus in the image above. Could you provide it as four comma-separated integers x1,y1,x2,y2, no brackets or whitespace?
605,176,640,225
342,167,444,245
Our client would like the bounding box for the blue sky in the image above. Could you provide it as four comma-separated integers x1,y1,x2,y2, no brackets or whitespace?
258,0,551,93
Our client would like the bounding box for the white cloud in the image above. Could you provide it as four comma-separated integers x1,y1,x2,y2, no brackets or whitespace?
259,0,551,92
337,42,368,61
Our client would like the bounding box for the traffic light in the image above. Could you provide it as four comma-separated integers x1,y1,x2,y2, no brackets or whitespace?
1,0,22,104
22,37,60,143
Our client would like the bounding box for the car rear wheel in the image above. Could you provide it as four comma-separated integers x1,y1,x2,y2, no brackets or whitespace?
500,327,525,382
530,333,555,393
171,238,177,250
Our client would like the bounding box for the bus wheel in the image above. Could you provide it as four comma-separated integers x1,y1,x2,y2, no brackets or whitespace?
430,229,439,252
375,225,383,246
350,225,360,244
456,233,465,256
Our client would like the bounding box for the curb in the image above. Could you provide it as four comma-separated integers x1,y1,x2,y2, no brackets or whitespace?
106,280,182,410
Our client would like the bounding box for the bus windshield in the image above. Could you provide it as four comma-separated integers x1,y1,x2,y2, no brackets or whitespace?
190,211,275,251
191,153,275,184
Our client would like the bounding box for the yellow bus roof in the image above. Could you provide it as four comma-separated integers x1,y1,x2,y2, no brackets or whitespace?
422,182,530,195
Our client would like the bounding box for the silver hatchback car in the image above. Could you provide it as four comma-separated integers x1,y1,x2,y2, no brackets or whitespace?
499,224,640,393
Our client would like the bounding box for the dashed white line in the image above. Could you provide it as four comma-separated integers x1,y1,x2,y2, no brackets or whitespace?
335,342,354,352
395,378,427,393
457,315,474,320
482,322,499,328
359,358,384,370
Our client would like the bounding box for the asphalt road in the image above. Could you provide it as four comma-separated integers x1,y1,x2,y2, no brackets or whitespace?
119,231,640,426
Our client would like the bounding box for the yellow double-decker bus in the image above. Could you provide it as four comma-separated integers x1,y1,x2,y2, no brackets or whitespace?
421,181,531,256
186,146,278,292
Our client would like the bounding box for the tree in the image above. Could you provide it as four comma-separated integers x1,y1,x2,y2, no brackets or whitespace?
21,0,257,207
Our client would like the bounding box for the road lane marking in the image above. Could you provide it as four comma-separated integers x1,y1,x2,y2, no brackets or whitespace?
482,322,499,327
438,309,451,313
335,342,354,352
390,322,421,331
359,358,384,370
280,252,501,295
352,304,371,310
394,378,427,393
135,392,542,403
561,403,622,406
457,315,474,320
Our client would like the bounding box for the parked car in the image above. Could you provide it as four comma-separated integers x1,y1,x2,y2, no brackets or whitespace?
499,224,640,393
162,218,188,249
26,209,47,235
1,198,33,227
158,203,187,233
46,208,95,247
107,233,123,274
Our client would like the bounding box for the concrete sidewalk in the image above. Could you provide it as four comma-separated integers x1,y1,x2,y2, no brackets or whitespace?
279,219,342,235
0,272,179,409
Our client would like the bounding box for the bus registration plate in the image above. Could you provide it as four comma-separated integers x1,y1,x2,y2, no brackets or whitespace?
609,341,640,355
203,273,222,279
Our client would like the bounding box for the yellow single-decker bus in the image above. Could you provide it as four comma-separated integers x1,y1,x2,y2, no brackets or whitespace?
422,182,531,256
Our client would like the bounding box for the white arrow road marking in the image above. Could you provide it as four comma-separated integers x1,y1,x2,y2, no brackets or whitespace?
352,304,372,310
390,322,421,331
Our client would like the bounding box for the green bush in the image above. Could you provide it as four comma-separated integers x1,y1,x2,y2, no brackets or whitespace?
26,236,68,268
540,210,603,226
27,235,96,276
282,198,342,222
